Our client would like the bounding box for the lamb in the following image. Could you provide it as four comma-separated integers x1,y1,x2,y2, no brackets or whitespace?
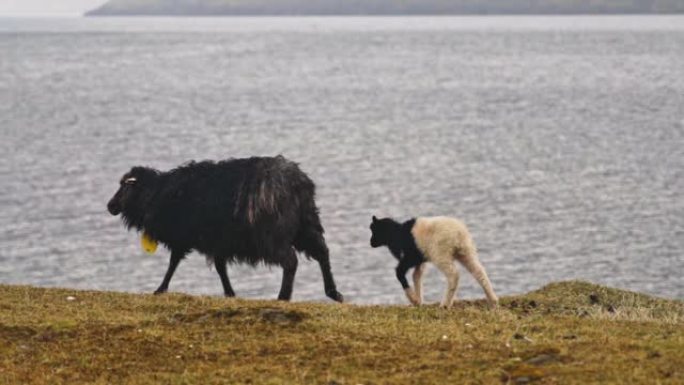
106,155,344,302
369,215,497,308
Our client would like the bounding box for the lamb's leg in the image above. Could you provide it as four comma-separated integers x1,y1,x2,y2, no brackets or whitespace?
458,254,498,307
277,248,298,301
396,260,419,306
412,263,426,305
214,256,236,297
433,258,459,308
154,250,184,294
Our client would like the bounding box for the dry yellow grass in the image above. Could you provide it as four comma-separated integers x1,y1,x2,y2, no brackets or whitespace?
0,281,682,384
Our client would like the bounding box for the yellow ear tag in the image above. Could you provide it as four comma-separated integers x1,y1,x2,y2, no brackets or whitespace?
141,232,158,254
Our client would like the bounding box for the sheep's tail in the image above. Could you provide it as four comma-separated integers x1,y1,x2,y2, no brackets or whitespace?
459,254,498,307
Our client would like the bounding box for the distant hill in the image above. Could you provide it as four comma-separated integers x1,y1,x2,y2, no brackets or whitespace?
86,0,684,16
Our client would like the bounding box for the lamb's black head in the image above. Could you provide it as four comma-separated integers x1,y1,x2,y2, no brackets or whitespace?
107,166,159,218
369,215,395,248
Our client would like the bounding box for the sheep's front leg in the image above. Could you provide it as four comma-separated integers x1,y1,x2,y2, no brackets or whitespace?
412,263,426,305
154,250,184,294
396,261,419,306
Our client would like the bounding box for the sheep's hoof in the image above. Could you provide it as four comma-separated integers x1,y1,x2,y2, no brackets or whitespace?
327,290,344,303
153,288,167,295
439,303,452,309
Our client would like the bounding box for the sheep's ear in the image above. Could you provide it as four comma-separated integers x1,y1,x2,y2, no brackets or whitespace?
372,215,378,223
124,177,137,185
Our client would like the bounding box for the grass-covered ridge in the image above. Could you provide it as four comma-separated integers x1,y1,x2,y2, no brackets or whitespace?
0,281,682,384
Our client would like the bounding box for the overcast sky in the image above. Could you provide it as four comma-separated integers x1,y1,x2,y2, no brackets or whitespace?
0,0,108,15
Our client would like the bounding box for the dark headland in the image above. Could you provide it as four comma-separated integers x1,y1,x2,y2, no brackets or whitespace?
86,0,684,16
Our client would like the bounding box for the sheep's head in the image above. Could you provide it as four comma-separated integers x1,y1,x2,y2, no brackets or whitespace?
369,215,395,248
107,167,159,224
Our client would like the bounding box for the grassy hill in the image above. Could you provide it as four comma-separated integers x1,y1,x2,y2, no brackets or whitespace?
86,0,684,15
1,281,682,384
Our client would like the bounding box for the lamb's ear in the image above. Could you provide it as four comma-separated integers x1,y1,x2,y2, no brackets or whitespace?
372,215,378,223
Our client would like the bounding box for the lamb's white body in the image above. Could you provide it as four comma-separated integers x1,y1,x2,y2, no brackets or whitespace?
408,216,498,308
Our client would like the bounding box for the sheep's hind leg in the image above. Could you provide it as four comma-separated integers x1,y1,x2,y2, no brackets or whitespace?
298,231,343,303
458,254,498,307
277,248,298,301
214,256,236,297
433,258,459,309
154,250,185,295
294,207,343,303
314,244,344,303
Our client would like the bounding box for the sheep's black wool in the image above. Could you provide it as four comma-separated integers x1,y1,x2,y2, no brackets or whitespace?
107,155,343,302
369,217,425,289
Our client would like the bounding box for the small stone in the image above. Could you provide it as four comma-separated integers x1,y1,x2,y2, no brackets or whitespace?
513,333,534,343
589,293,600,304
526,354,558,366
66,296,76,301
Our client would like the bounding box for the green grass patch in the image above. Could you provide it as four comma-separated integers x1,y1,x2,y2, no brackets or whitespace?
1,281,682,384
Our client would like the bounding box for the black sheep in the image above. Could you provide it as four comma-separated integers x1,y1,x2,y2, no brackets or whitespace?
107,155,344,302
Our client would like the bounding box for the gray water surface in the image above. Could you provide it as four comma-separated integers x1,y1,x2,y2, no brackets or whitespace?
1,16,683,303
